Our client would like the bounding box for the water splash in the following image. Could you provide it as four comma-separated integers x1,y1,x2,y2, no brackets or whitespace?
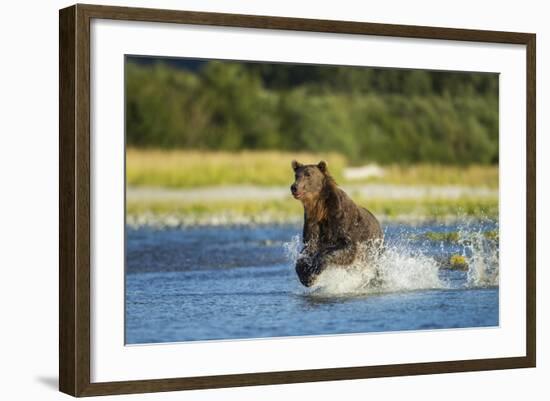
313,243,444,296
457,225,499,288
283,235,302,262
283,222,499,296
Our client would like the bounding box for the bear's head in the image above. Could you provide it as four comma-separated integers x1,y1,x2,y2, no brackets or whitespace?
290,160,329,202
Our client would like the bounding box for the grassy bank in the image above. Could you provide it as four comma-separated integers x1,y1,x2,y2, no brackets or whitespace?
127,149,498,188
127,196,498,227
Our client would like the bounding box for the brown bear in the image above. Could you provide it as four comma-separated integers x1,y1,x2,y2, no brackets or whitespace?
290,160,383,287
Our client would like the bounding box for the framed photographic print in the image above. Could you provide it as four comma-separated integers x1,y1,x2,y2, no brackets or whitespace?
59,3,536,397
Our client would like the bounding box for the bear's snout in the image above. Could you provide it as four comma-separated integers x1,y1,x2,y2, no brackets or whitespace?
291,184,303,199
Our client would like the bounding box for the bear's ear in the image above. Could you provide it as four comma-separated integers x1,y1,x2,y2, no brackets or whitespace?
317,160,328,173
291,160,303,171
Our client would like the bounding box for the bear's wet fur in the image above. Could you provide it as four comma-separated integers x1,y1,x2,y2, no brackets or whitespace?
290,160,383,287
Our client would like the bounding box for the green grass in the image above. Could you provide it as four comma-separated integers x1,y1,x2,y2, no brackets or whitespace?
414,228,499,243
126,149,498,226
126,149,499,188
484,229,499,240
362,197,498,220
127,196,498,224
448,254,469,270
127,149,346,188
422,231,460,242
360,164,498,188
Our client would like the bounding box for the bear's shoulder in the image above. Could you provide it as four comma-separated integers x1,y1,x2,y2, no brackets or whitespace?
326,187,359,218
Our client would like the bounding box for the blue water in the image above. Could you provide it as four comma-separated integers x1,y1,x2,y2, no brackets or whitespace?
125,222,499,344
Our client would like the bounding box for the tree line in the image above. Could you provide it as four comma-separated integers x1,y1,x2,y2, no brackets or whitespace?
126,58,499,165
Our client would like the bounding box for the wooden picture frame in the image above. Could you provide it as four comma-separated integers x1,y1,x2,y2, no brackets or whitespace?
59,3,536,397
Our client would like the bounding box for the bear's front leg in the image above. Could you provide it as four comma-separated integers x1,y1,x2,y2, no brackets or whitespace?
295,242,359,287
321,241,358,266
295,256,319,287
295,252,331,287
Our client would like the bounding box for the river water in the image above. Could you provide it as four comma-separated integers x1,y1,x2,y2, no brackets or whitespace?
125,221,499,344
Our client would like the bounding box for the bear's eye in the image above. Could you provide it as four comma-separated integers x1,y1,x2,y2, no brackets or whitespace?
304,171,310,177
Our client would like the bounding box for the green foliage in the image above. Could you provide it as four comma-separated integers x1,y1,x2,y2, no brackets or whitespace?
126,59,499,165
